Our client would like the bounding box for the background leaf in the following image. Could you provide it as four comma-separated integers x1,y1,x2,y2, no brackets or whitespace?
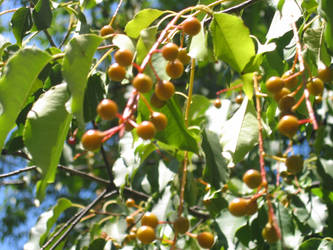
10,7,32,46
32,0,52,30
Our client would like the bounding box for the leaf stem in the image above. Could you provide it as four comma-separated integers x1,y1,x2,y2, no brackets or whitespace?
109,0,124,26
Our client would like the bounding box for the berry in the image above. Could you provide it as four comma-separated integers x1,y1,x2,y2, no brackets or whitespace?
315,95,323,104
136,121,156,140
114,49,133,67
197,232,214,249
161,43,179,61
214,98,221,108
177,48,191,65
100,25,114,36
235,94,243,104
228,198,248,217
126,216,135,225
262,223,279,243
97,99,118,120
150,92,166,108
243,169,262,189
274,87,290,102
141,212,159,228
155,80,175,101
173,217,189,234
318,66,332,82
306,77,324,96
278,95,295,113
166,59,184,79
108,63,126,82
126,198,136,207
277,115,299,138
81,129,104,151
285,155,303,174
266,76,284,94
182,17,201,36
282,70,299,89
136,226,155,244
150,112,168,131
246,199,258,215
132,73,153,93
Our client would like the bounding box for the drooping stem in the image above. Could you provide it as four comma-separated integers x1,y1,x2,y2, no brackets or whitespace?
109,0,124,26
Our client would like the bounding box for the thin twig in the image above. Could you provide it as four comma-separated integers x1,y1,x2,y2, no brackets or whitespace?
109,0,124,26
43,29,57,47
0,166,37,179
0,8,19,16
0,180,25,185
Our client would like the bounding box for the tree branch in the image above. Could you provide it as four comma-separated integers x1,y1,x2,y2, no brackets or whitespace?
0,166,37,179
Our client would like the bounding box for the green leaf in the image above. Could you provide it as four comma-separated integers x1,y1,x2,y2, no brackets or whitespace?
0,48,52,150
202,129,228,189
136,27,157,64
210,13,255,72
125,9,164,38
62,34,103,127
188,95,211,127
139,97,199,153
316,158,333,190
220,97,259,163
88,239,106,250
112,34,135,52
24,198,72,249
23,83,72,200
10,7,32,46
242,73,254,99
299,238,324,250
189,24,209,62
32,0,52,30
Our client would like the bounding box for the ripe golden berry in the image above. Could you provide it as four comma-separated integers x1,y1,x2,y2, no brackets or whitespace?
97,99,118,120
243,169,262,189
108,63,126,82
228,198,248,217
81,129,104,151
126,198,136,207
100,25,114,36
150,92,166,108
136,121,156,140
114,49,133,67
285,155,303,174
235,94,243,104
318,66,333,82
141,212,159,228
278,95,295,113
161,43,179,61
266,76,284,94
315,95,323,104
126,216,135,225
277,115,299,138
132,73,153,93
173,217,189,234
150,112,168,131
197,232,214,249
262,223,279,243
246,199,258,215
282,70,299,89
166,59,184,79
306,77,324,96
155,80,175,101
136,225,155,244
274,87,291,102
182,17,201,36
214,98,222,108
177,48,191,65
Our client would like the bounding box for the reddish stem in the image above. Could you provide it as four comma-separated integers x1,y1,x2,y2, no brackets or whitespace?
298,118,312,125
132,62,143,73
216,83,243,95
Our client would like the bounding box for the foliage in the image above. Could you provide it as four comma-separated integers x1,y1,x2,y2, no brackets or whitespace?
0,0,333,249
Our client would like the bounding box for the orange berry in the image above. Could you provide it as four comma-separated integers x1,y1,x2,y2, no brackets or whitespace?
285,155,303,174
114,49,133,67
126,198,136,207
277,115,299,138
150,112,168,131
108,63,126,82
97,99,118,120
306,77,324,96
266,76,284,94
228,198,248,217
155,80,175,101
141,212,159,228
166,59,184,79
132,73,153,93
214,98,221,108
136,226,155,244
81,129,104,151
182,17,201,36
282,70,299,89
161,43,179,61
136,121,156,140
262,223,279,243
177,48,191,65
197,232,214,249
318,66,333,82
243,169,262,189
100,25,114,36
173,217,189,234
150,92,166,108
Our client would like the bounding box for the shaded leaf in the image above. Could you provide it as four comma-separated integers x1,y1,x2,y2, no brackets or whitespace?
32,0,52,30
24,83,72,200
0,48,52,150
10,7,32,46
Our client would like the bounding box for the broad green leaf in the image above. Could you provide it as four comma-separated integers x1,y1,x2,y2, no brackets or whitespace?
188,95,211,127
299,238,322,250
62,34,103,127
0,48,52,150
220,97,259,163
24,198,72,249
10,7,32,46
136,27,157,64
125,9,164,38
210,13,255,72
24,83,72,200
88,239,106,250
112,34,135,52
242,73,254,99
202,129,228,189
139,97,199,153
317,158,333,190
189,23,209,62
33,0,52,30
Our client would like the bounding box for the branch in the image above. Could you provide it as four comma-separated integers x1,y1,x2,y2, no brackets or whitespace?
43,29,57,47
0,166,37,179
220,0,262,14
0,180,25,185
100,146,117,190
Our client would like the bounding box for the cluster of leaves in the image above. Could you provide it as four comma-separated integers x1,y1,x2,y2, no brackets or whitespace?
0,0,333,249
